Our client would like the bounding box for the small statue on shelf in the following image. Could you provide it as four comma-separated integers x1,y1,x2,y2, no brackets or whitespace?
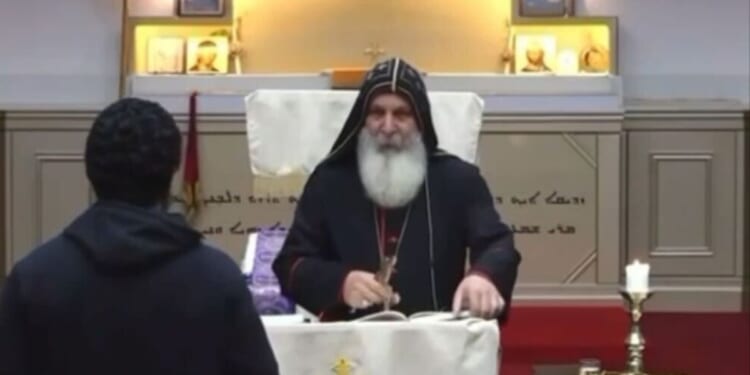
500,18,514,74
579,32,610,74
208,16,243,74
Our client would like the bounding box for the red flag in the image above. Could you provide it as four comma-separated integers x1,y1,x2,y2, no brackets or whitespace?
183,91,200,217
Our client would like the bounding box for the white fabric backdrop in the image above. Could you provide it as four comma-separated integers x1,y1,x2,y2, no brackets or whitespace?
245,89,484,177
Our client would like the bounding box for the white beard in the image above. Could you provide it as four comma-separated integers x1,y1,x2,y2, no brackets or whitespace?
357,129,427,208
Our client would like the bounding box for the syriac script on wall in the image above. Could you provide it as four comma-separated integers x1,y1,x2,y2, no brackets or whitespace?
170,188,588,237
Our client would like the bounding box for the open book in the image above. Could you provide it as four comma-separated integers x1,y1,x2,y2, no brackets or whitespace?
354,310,475,322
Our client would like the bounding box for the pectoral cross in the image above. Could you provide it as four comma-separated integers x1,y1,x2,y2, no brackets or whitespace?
364,42,386,64
375,256,397,310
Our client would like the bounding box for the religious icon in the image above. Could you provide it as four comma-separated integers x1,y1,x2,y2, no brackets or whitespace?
179,0,225,16
579,44,610,73
146,37,185,74
514,35,557,74
185,36,229,75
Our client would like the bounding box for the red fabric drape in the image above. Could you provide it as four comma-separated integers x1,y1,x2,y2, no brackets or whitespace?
183,91,200,217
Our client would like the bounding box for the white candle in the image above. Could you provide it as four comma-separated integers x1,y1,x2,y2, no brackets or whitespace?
625,259,650,292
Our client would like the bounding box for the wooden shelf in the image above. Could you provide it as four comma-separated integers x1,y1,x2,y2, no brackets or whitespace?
509,1,619,75
118,0,620,95
128,16,232,26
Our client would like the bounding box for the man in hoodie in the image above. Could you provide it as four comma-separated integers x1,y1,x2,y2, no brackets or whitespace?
0,98,279,375
273,58,521,322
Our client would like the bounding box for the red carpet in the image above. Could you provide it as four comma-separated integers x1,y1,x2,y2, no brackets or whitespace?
501,306,750,375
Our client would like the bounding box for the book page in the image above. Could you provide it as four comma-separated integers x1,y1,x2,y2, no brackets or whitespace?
353,310,475,322
409,311,474,321
354,310,408,322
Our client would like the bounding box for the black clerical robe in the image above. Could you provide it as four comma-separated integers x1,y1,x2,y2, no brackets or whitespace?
272,57,521,322
272,156,521,322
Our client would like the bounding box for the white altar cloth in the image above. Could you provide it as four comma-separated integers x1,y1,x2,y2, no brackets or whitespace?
262,314,500,375
245,89,484,177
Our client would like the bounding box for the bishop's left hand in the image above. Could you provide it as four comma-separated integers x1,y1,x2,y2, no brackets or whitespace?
452,274,505,319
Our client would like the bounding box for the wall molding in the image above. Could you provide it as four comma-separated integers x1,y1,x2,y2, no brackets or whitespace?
33,153,86,246
3,100,745,132
515,284,744,312
648,153,714,258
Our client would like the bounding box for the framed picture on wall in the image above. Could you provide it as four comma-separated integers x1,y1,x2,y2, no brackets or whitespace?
185,36,229,74
514,34,557,74
579,44,610,73
517,0,573,17
146,37,185,74
178,0,225,17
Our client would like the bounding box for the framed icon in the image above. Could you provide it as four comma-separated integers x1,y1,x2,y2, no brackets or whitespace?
178,0,225,17
518,0,572,17
146,37,185,74
579,44,610,73
186,36,229,74
514,34,557,74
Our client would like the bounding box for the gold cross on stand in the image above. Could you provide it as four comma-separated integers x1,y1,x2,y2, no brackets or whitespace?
331,357,354,375
363,42,386,64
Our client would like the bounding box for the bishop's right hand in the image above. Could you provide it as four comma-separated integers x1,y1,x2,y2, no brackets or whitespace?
342,271,398,310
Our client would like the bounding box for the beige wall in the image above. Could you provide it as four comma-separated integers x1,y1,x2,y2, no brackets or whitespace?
2,103,748,312
624,105,747,311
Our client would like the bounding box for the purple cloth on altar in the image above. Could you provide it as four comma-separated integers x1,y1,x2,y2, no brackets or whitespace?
248,284,296,315
246,226,294,314
250,227,287,286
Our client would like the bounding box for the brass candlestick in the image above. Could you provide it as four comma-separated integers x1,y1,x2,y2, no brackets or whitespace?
617,289,653,375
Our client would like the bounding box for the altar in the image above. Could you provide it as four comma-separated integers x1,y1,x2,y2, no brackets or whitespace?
260,314,501,375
